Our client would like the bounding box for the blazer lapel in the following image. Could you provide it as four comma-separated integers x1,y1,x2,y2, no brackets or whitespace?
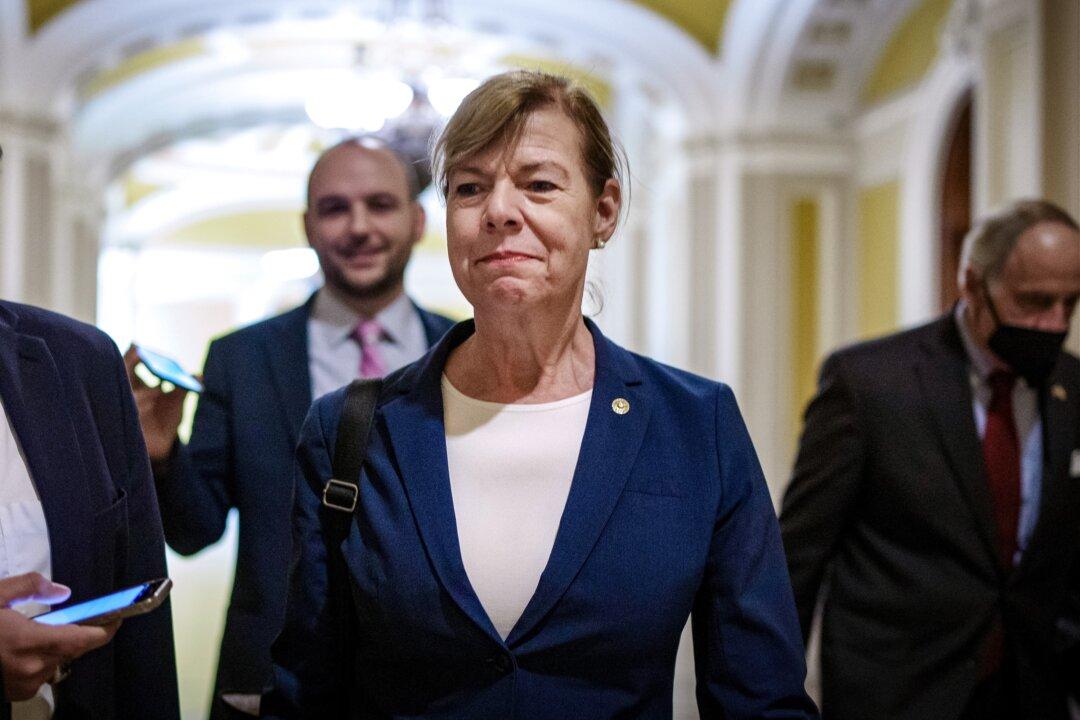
380,322,501,642
415,304,454,348
1012,364,1077,582
266,299,314,446
506,320,650,647
379,320,651,647
914,318,1001,572
0,315,93,595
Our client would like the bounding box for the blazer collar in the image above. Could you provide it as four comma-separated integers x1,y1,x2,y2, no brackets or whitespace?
380,317,650,646
0,304,94,595
915,314,1003,573
1011,358,1077,583
265,295,315,445
268,294,447,445
415,303,451,348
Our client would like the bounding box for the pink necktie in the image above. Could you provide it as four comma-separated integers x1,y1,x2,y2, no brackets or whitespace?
352,319,387,378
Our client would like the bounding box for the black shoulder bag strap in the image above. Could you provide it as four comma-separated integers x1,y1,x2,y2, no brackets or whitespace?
315,379,381,706
321,378,383,542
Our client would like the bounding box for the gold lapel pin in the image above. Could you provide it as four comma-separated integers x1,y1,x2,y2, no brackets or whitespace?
611,398,630,415
1051,384,1067,401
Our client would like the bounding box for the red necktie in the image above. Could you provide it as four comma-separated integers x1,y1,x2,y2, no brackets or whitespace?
982,371,1020,568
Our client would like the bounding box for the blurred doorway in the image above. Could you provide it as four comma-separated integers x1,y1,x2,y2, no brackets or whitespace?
938,89,973,310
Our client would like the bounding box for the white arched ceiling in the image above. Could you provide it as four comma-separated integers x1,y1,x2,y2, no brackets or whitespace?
5,0,942,173
6,0,722,178
721,0,923,132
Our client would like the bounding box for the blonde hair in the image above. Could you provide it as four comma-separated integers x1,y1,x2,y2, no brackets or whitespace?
431,70,627,201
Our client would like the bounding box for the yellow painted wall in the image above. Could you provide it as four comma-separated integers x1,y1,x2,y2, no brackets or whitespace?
861,0,953,105
791,199,819,432
630,0,733,53
25,0,79,33
498,55,613,109
160,209,306,249
123,176,162,208
81,38,207,101
30,1,732,56
857,182,900,338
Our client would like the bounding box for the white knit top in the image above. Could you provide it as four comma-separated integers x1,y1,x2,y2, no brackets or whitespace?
442,375,591,639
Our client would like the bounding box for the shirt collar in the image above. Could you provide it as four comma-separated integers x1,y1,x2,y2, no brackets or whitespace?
311,286,412,345
373,292,417,345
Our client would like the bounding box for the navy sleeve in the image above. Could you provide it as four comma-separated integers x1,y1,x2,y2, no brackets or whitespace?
692,385,819,719
153,340,233,555
262,391,356,718
104,339,181,720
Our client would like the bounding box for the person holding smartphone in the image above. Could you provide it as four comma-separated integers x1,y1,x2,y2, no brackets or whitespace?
125,136,453,718
0,573,117,708
0,255,179,720
0,144,178,718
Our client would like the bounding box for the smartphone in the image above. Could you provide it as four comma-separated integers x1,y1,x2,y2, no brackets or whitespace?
136,347,203,393
32,578,172,627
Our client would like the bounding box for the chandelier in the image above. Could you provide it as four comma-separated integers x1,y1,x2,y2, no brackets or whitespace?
302,0,485,191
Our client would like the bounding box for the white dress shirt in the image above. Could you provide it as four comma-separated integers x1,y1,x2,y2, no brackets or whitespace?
307,288,429,400
0,398,54,718
955,304,1042,565
442,376,591,639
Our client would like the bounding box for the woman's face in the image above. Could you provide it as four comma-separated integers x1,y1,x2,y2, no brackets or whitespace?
445,107,620,314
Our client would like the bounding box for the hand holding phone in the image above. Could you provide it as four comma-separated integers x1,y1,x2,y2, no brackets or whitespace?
33,578,172,627
0,573,116,700
123,345,194,461
135,347,203,394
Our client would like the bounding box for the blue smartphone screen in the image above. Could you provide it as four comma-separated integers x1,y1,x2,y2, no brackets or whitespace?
33,583,150,625
137,347,203,393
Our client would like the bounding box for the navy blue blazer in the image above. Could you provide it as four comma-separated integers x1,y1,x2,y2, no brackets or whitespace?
152,294,452,713
265,319,817,719
0,301,178,719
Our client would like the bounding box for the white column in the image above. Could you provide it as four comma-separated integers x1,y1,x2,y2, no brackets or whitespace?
0,110,102,320
684,134,720,376
59,173,107,323
0,112,62,305
624,95,695,371
971,0,1045,214
0,123,26,300
712,134,854,499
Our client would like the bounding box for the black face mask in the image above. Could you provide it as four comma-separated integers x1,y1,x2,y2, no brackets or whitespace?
983,291,1067,386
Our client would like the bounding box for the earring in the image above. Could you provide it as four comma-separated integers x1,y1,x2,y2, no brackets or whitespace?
593,238,607,250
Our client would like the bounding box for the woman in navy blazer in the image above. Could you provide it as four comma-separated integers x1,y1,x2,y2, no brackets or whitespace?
264,71,816,719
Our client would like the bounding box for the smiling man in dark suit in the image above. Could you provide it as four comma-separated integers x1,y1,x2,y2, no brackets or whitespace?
781,199,1080,720
126,137,454,718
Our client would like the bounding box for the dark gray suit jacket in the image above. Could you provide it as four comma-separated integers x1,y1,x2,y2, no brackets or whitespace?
780,314,1080,720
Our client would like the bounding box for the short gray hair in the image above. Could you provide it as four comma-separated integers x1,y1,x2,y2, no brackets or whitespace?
958,198,1078,286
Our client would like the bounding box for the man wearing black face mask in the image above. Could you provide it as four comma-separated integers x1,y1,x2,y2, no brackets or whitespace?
780,199,1080,720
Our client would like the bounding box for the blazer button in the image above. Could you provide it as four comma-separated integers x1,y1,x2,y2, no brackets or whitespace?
485,654,512,675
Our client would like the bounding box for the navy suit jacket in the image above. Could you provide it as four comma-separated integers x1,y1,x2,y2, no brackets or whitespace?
152,294,452,712
0,301,178,719
265,319,817,719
